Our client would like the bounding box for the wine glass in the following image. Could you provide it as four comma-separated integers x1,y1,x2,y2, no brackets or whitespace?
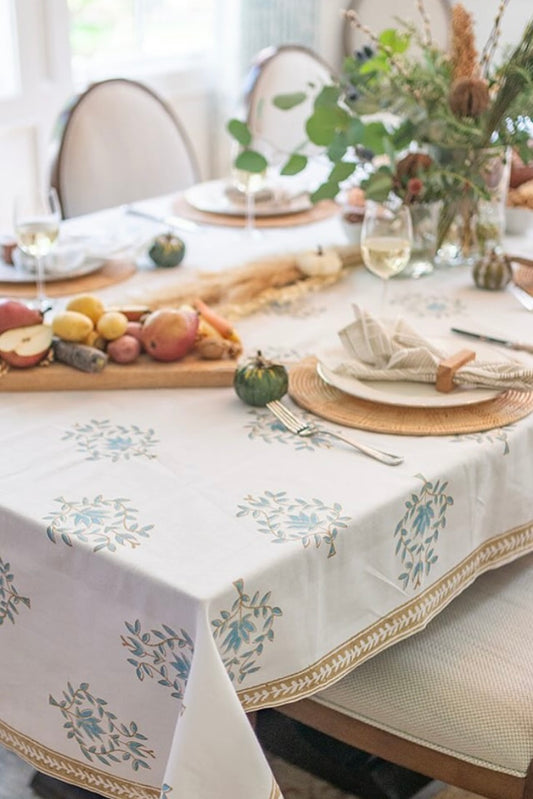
13,187,61,311
360,200,413,312
228,140,268,238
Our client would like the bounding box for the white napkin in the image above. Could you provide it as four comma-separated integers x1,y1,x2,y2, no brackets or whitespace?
334,305,533,392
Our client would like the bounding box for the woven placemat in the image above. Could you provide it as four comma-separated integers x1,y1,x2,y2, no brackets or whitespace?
289,359,533,436
173,195,340,228
0,259,136,298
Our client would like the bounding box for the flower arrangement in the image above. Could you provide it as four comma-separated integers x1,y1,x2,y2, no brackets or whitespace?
228,2,533,256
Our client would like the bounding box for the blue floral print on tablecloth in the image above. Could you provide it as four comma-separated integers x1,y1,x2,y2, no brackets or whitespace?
62,419,158,461
394,474,454,589
451,427,513,455
49,682,155,771
211,579,282,684
44,496,154,552
244,407,332,451
390,292,466,318
237,491,351,558
0,556,30,625
121,621,193,701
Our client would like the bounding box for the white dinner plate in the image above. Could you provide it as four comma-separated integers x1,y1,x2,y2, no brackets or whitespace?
184,179,312,217
316,348,502,408
0,255,104,283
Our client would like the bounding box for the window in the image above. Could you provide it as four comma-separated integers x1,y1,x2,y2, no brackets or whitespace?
68,0,215,83
0,0,19,99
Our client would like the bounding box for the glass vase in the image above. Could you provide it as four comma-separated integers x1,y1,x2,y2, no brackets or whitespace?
433,146,511,268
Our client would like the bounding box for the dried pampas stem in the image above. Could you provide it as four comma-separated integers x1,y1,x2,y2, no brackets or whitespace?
450,4,480,81
480,0,511,76
416,0,433,47
136,245,362,320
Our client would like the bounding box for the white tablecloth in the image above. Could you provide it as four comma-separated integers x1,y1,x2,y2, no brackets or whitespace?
1,198,533,799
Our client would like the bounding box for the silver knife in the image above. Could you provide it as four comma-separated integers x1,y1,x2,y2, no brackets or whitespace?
124,205,200,233
451,327,533,354
508,282,533,311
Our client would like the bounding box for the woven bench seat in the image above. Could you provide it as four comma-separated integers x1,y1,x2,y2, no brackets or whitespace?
277,553,533,799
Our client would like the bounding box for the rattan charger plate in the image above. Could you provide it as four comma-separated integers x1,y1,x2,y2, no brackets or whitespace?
289,359,533,436
173,195,339,228
0,259,136,298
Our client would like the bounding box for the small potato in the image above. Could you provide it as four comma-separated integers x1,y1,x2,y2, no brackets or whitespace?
107,334,141,364
125,321,144,348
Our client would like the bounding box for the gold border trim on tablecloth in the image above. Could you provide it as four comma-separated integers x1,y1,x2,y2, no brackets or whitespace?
0,719,158,799
238,520,533,710
2,522,531,799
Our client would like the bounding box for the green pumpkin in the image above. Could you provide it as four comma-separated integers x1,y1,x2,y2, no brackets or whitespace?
234,351,289,406
472,249,512,290
148,233,186,268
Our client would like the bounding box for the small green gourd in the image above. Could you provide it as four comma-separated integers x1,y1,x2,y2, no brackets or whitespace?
233,351,289,407
148,233,186,268
472,248,512,290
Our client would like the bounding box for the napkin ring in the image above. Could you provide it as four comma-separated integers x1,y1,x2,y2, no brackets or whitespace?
436,349,476,393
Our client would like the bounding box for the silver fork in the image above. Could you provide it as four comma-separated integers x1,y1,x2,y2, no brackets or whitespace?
266,401,404,466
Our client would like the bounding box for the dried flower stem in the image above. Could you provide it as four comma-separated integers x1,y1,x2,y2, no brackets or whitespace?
416,0,432,47
480,0,511,77
451,4,480,80
343,9,421,98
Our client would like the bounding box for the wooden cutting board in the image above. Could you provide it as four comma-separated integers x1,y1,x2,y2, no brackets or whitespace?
0,354,236,392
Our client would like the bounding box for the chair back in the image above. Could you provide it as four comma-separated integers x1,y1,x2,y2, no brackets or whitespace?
244,44,334,163
343,0,452,57
50,78,199,218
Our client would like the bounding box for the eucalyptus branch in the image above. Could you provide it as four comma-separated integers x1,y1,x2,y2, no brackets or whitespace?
343,9,421,98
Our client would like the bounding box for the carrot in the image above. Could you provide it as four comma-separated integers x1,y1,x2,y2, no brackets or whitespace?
193,298,235,339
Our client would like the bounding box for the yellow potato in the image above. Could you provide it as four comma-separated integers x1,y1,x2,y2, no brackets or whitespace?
52,310,94,343
96,311,129,341
66,293,105,324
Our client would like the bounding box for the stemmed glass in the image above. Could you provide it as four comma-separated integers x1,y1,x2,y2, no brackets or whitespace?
360,200,413,312
13,187,61,311
229,140,268,238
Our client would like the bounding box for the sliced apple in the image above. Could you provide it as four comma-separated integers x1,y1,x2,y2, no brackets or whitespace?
0,324,53,368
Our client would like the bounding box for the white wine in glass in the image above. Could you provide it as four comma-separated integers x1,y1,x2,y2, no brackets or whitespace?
361,201,413,310
14,188,61,311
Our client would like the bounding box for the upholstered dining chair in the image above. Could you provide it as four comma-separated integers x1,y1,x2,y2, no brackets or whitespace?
242,44,335,164
275,552,533,799
49,78,200,218
343,0,452,57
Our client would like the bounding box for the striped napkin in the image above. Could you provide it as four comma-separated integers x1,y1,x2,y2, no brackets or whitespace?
334,306,533,391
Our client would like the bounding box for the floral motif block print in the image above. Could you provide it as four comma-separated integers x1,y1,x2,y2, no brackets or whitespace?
44,496,154,552
62,419,158,462
121,621,194,701
390,292,466,318
237,491,351,558
452,427,512,455
0,557,30,626
49,682,155,771
394,475,454,589
244,407,332,451
211,579,282,684
160,785,172,799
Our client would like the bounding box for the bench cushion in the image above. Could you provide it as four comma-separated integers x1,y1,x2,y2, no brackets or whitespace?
311,553,533,777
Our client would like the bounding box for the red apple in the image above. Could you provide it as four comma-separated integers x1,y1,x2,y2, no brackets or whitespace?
141,308,199,362
0,324,53,368
0,300,43,334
